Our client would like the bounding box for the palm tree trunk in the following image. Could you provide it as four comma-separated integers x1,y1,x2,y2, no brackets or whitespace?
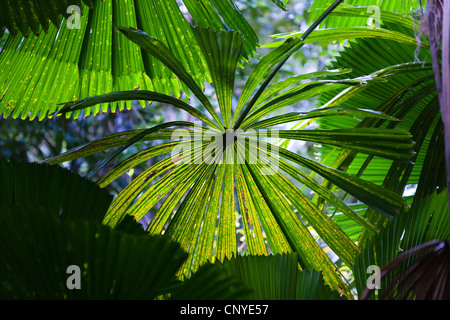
443,0,450,235
428,0,450,238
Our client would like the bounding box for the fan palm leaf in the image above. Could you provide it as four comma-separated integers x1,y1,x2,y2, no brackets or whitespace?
0,0,93,38
354,189,449,299
273,0,450,300
269,8,439,246
0,159,250,299
215,253,344,300
45,1,420,296
0,0,260,120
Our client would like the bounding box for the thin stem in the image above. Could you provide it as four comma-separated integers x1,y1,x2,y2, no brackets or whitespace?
301,0,344,41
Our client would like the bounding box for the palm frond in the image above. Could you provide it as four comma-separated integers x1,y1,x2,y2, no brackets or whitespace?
0,157,112,222
285,17,439,244
218,253,346,300
0,0,259,120
0,0,93,38
308,1,425,28
354,189,449,299
44,19,420,296
0,160,249,299
360,240,450,300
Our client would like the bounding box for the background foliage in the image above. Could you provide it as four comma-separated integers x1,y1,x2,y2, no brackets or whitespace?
1,0,448,300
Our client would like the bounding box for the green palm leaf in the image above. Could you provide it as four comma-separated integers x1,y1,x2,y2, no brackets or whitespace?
0,204,251,299
231,37,305,126
308,1,425,28
44,7,420,295
0,160,249,299
266,26,422,48
218,253,345,300
192,27,244,128
304,18,438,245
269,0,289,11
0,205,183,299
0,0,92,38
248,106,400,130
353,189,449,299
0,0,259,120
0,158,112,222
